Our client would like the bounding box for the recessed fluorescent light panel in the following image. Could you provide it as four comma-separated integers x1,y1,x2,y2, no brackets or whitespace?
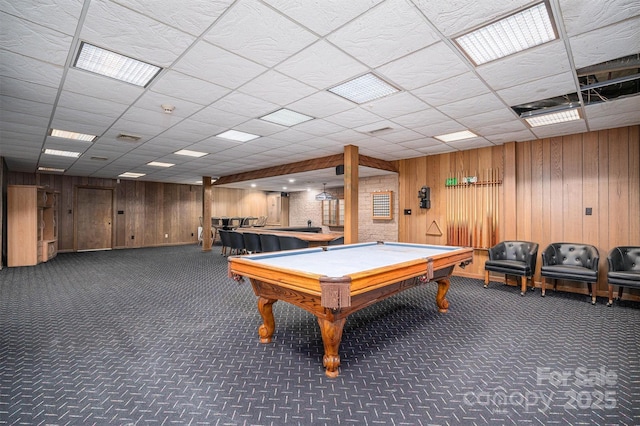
455,2,557,66
260,109,314,126
119,172,146,178
328,73,399,104
38,167,65,173
174,149,207,157
216,130,260,142
74,42,162,87
147,161,174,167
523,108,581,127
50,128,96,142
43,149,81,158
435,130,478,142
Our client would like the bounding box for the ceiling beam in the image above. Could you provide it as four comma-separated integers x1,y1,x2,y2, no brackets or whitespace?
213,152,397,186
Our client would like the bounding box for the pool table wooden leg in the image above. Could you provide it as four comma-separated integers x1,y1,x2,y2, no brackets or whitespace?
317,317,346,378
257,297,277,343
436,278,450,313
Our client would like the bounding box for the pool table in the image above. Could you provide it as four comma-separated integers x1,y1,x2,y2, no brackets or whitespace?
228,241,473,377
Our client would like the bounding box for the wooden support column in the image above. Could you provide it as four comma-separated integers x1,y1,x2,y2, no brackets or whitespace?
202,176,213,252
343,145,359,244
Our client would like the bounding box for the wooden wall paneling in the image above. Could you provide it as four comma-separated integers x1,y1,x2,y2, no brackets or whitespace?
58,175,74,251
411,156,427,244
429,155,446,245
549,137,564,242
582,132,602,291
562,134,584,242
503,142,516,240
597,130,610,290
516,141,532,240
164,184,176,244
556,135,582,294
629,126,640,243
608,127,629,247
143,182,159,246
115,181,127,248
626,126,640,300
530,140,544,281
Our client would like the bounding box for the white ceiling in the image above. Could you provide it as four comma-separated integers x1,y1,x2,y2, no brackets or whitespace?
1,0,639,192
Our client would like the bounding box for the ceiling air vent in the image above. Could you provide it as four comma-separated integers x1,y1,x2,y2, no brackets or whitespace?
367,126,393,135
90,156,109,161
117,133,142,142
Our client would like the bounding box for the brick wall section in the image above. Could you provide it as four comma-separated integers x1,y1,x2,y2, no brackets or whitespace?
358,175,398,242
288,174,399,242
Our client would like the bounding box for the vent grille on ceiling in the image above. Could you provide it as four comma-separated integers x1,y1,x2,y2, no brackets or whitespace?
90,156,109,161
117,133,142,142
366,126,393,135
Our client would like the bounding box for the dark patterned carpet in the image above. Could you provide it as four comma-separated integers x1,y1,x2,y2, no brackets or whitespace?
1,245,638,425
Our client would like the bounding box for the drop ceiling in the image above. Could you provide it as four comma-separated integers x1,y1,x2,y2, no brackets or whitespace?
1,0,639,192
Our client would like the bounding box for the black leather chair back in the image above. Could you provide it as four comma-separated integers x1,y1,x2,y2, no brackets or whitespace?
228,231,245,255
242,232,262,254
278,236,309,250
542,243,599,270
608,246,640,272
259,234,281,252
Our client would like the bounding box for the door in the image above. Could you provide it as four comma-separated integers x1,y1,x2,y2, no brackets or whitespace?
75,187,113,251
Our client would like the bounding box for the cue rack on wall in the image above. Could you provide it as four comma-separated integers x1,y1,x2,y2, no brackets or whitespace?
446,168,501,249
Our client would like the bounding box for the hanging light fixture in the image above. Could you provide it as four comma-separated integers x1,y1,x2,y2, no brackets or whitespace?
315,183,335,201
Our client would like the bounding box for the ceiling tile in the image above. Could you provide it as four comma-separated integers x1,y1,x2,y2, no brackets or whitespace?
0,77,58,105
286,91,355,118
62,68,144,105
57,91,129,119
363,92,430,119
173,40,267,89
133,91,204,117
1,96,54,116
210,92,280,119
413,0,534,36
264,0,384,36
496,72,577,106
0,0,84,36
292,119,346,137
0,50,64,88
437,93,506,119
151,70,230,106
112,0,234,37
458,108,518,129
204,0,317,67
238,71,317,106
484,129,536,144
569,16,640,69
530,120,588,139
189,106,250,128
327,0,441,68
275,40,368,90
80,0,195,67
391,108,450,128
324,107,383,128
376,42,470,91
412,71,490,106
53,106,118,128
1,14,73,65
559,0,640,36
477,41,572,91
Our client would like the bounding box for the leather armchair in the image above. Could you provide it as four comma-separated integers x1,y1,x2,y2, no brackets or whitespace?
541,243,599,304
606,246,640,307
484,241,538,296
